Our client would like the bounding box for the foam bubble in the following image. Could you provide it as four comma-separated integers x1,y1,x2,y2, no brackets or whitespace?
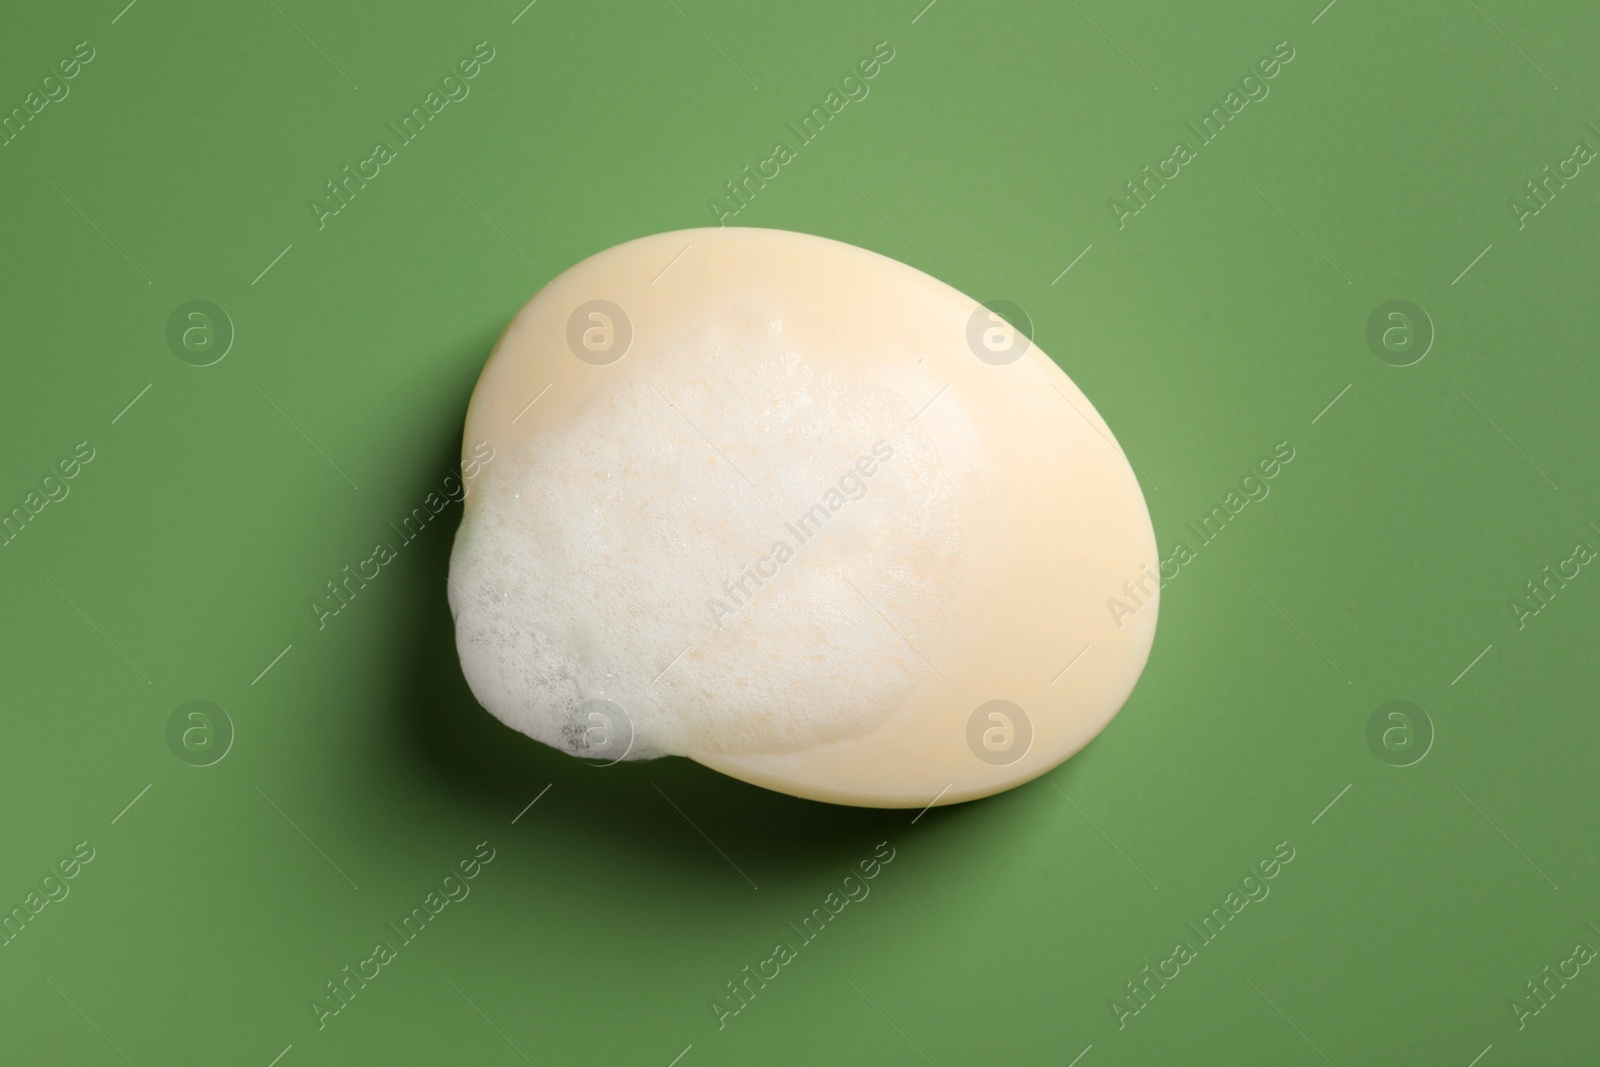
448,314,965,760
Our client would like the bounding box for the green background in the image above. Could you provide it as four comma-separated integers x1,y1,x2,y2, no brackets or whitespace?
2,0,1596,1063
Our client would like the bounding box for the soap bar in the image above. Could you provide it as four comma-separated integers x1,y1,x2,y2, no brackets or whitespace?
448,228,1157,808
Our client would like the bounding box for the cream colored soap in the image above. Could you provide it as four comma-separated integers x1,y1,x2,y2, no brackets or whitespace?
447,228,1157,808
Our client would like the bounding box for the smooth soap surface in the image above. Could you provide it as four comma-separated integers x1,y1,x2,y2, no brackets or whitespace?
448,227,1158,808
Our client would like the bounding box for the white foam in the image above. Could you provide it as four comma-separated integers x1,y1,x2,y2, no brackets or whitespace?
447,314,965,759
